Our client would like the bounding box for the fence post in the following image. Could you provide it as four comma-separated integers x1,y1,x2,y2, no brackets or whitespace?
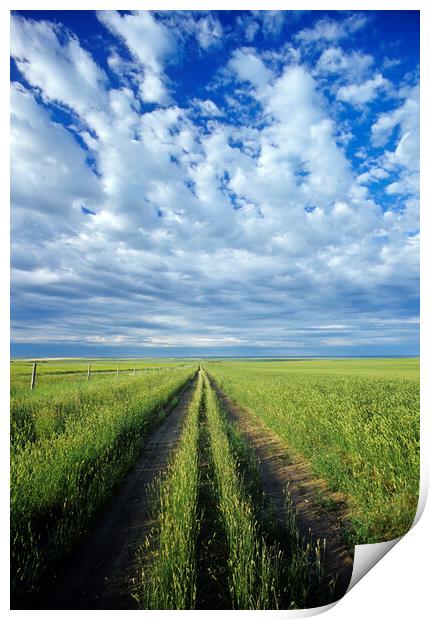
117,367,119,379
134,366,136,377
87,363,91,381
30,362,37,390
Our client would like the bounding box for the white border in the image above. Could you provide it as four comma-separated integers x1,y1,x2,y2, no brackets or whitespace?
2,1,428,618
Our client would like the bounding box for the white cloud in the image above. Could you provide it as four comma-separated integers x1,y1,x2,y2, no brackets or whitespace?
139,70,169,104
385,179,409,195
252,10,286,38
228,48,275,89
236,15,260,42
258,65,353,206
9,13,419,354
382,56,402,70
295,13,367,45
10,83,102,228
191,98,222,117
10,15,108,115
371,85,419,149
316,47,373,81
98,10,174,73
97,10,175,104
195,13,223,49
371,85,419,196
356,167,390,185
337,73,390,106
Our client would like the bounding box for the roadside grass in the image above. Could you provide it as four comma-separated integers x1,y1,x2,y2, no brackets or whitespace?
136,371,335,609
194,402,231,609
135,372,202,609
206,360,419,543
203,372,282,610
11,360,348,609
10,367,196,605
10,359,193,393
210,380,334,609
282,488,335,608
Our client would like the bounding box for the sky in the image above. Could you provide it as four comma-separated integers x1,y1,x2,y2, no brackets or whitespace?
10,9,420,357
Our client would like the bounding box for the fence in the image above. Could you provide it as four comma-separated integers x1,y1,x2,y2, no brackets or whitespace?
15,361,196,391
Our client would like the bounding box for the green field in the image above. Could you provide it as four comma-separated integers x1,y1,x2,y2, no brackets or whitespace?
138,373,203,609
10,357,420,608
10,358,194,392
10,360,196,603
133,370,328,609
205,358,420,543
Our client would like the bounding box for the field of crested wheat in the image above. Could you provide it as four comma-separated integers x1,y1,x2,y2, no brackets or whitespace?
10,358,419,609
206,358,420,543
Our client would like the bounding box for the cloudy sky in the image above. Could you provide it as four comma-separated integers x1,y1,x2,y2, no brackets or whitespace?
10,10,419,357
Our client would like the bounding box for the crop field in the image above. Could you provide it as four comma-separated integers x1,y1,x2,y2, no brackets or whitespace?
10,357,419,609
10,358,194,392
10,360,196,605
205,358,420,544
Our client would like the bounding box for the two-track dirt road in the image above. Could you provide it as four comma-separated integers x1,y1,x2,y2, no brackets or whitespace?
33,371,353,609
35,379,196,610
208,375,354,601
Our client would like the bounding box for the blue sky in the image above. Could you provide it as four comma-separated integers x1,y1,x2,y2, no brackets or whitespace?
10,10,419,357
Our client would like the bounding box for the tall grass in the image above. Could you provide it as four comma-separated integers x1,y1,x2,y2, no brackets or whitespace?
136,372,203,609
207,378,332,609
206,361,419,543
11,368,195,605
10,359,194,392
203,372,281,609
281,488,334,608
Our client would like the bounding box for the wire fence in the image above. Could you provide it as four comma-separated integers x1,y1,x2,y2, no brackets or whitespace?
11,361,197,391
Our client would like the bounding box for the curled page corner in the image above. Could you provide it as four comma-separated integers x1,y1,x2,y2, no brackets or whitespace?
345,468,428,595
347,537,401,592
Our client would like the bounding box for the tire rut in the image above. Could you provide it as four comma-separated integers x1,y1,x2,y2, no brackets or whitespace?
207,374,354,602
36,378,197,610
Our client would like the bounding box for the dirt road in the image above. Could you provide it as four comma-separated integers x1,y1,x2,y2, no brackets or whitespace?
36,379,196,610
208,375,354,601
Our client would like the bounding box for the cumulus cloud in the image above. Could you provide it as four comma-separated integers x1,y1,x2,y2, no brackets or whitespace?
295,13,367,45
195,13,223,49
370,85,419,197
337,73,390,106
10,11,419,355
191,98,222,117
10,83,102,230
228,48,275,89
10,15,108,114
316,47,374,81
97,10,175,104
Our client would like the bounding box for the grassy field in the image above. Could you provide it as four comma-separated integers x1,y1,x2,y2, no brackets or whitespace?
10,361,196,604
10,358,194,392
137,372,203,609
206,358,420,543
10,356,420,608
134,370,329,609
203,371,282,609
